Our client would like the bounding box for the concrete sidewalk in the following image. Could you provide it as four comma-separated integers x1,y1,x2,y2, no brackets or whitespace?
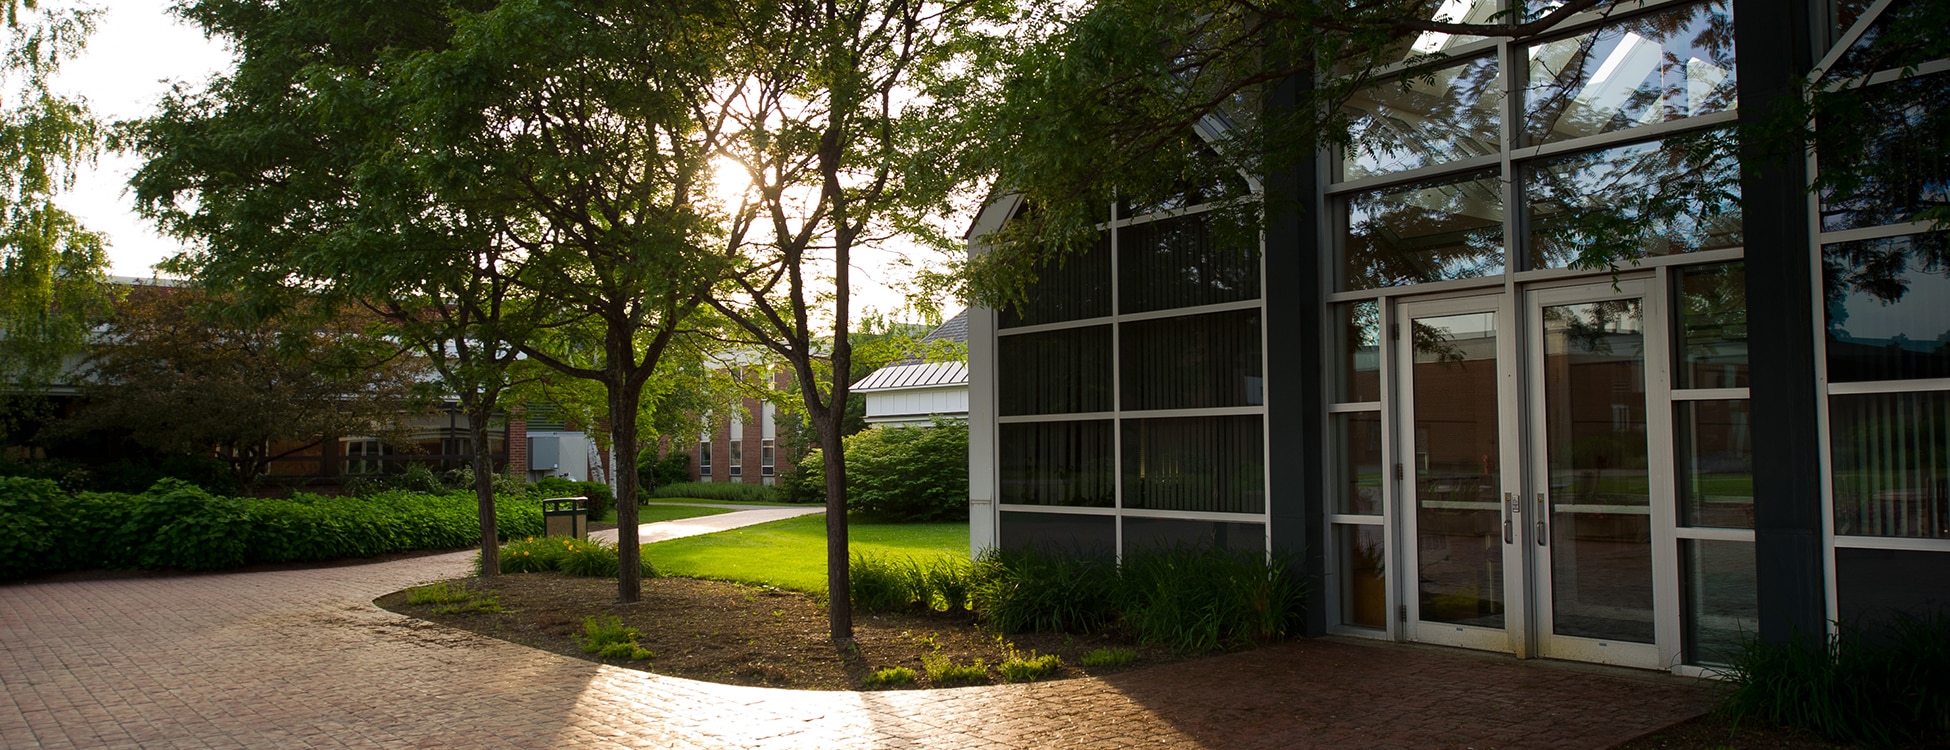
590,505,823,545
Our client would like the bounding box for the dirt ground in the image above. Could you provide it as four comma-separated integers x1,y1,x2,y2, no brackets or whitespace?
375,572,1182,691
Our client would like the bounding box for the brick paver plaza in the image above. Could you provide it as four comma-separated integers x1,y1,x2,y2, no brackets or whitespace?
1,511,1720,749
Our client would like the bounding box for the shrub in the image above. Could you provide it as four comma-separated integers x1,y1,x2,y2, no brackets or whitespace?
850,552,924,612
0,477,63,578
970,548,1122,634
532,476,614,522
407,581,503,614
638,451,690,492
577,615,652,661
394,464,446,494
1723,611,1950,747
1080,647,1136,668
120,479,252,571
779,420,971,520
863,666,917,688
495,536,656,578
921,653,988,686
1118,546,1309,653
997,651,1062,683
649,481,778,503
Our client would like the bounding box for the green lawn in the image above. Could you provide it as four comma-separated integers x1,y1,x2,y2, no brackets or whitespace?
642,513,968,594
644,497,803,508
593,505,732,524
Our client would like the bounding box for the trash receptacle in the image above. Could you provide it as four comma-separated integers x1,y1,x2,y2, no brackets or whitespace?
542,496,588,540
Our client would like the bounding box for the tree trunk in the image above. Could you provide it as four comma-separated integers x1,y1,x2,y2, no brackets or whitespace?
814,409,852,643
465,397,499,578
608,375,644,603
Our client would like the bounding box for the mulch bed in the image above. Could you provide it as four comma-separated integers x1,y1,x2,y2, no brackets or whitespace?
375,572,1182,691
1616,712,1860,750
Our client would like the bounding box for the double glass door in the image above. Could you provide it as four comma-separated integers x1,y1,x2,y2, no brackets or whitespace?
1393,279,1671,668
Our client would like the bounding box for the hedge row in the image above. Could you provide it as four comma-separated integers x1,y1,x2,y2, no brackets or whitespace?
0,477,543,579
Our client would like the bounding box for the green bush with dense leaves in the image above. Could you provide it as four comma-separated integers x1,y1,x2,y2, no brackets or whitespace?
530,476,614,522
495,536,657,578
781,419,969,520
637,451,690,492
1724,611,1950,747
649,480,779,503
0,478,545,578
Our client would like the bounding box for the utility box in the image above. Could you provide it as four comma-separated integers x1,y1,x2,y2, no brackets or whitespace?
542,496,588,540
529,436,560,471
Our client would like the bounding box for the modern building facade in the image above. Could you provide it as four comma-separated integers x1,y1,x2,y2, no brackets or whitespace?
968,0,1948,674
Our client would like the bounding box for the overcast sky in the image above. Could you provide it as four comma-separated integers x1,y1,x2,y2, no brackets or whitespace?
48,0,938,320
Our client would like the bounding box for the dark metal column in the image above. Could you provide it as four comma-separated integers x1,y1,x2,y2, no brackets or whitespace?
1265,73,1329,638
1736,0,1827,643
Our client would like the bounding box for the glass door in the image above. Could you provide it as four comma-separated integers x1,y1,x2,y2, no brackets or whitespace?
1525,280,1668,668
1396,295,1527,655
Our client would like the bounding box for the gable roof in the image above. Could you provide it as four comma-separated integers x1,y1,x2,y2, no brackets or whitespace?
850,310,970,393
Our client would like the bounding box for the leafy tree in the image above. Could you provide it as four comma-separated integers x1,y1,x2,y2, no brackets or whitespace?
0,0,112,428
66,286,425,489
704,0,1000,641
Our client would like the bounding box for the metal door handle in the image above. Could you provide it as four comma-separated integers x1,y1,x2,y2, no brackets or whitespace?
1502,492,1514,545
1535,493,1548,547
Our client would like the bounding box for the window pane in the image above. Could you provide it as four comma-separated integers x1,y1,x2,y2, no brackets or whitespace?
998,326,1113,416
1338,524,1388,630
1332,412,1385,515
1367,0,1494,64
1342,55,1502,182
1334,302,1382,402
1526,130,1743,270
1120,310,1262,411
999,421,1115,507
1118,213,1260,313
1836,547,1950,629
1827,0,1942,80
1342,170,1505,291
1681,539,1757,666
1674,262,1749,389
1818,72,1950,232
1676,400,1753,529
1122,518,1263,557
1000,511,1115,556
1000,231,1111,328
1823,233,1950,382
1831,391,1949,539
1121,415,1265,514
1523,1,1736,145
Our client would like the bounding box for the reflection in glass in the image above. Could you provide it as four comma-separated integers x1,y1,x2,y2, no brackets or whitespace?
1527,131,1743,270
1682,539,1757,666
1410,311,1504,629
1120,310,1263,411
1118,212,1260,314
998,421,1115,507
1342,55,1502,181
1332,412,1385,515
1542,300,1655,644
1675,263,1749,389
997,326,1112,416
1343,171,1505,290
1340,524,1388,629
1676,400,1753,529
1334,301,1382,402
1000,511,1115,555
1826,0,1943,80
1836,548,1950,628
1830,392,1949,539
1817,72,1950,232
1823,233,1950,382
1524,1,1736,144
1121,415,1265,514
1368,0,1495,64
1000,231,1111,328
1123,518,1264,557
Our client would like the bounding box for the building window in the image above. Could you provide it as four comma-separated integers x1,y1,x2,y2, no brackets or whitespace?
761,439,775,476
344,438,390,475
729,439,743,478
698,440,712,481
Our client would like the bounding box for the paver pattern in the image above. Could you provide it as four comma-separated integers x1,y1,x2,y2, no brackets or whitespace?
1,517,1720,749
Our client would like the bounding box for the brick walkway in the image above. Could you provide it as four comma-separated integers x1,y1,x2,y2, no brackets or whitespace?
0,549,1720,749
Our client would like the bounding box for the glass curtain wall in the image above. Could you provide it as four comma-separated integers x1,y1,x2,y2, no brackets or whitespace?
995,202,1267,558
1813,2,1950,629
1325,0,1750,664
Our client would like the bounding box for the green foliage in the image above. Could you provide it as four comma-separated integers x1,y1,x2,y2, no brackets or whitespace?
649,481,778,504
532,476,614,523
997,651,1062,683
920,653,988,687
970,546,1309,653
641,514,966,594
850,552,976,613
1079,647,1136,668
638,451,690,492
780,421,970,520
407,581,503,614
862,666,917,688
494,536,657,579
576,615,653,661
1723,612,1950,747
0,479,545,578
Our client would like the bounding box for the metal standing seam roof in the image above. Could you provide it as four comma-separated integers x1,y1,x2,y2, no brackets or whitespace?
850,361,967,392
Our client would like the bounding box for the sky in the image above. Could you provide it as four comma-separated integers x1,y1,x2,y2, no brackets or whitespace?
48,0,940,320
